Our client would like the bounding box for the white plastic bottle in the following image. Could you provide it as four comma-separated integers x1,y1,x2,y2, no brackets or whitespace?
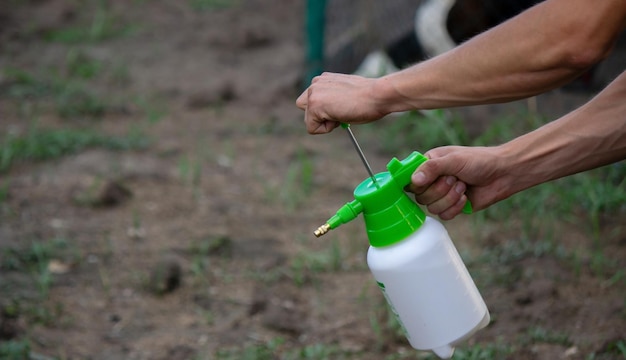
367,216,490,359
314,152,490,359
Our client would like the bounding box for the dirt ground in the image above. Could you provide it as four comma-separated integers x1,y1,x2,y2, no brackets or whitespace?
1,1,625,359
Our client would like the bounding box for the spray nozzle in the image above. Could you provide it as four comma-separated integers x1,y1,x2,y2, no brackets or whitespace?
314,199,363,237
314,151,472,242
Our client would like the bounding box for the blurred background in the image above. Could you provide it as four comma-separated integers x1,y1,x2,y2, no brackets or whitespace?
0,1,624,359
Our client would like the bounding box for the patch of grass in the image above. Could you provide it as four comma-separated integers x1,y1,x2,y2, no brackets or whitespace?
134,95,168,124
521,326,572,347
283,343,357,360
367,110,469,155
42,1,136,44
215,338,285,360
0,127,149,173
189,0,238,11
0,238,70,273
215,338,360,360
0,181,9,203
2,67,108,119
415,342,514,360
280,147,314,210
0,340,31,360
289,239,343,286
66,49,103,79
1,67,52,99
55,82,107,118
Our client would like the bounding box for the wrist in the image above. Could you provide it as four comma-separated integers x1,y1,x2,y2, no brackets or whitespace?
496,138,551,197
371,75,414,115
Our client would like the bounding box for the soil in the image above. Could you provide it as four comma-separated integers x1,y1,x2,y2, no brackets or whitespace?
0,1,625,360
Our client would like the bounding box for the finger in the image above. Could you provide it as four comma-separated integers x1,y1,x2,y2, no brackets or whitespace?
304,107,339,134
296,89,308,109
426,180,466,215
413,175,456,204
438,195,468,220
409,155,461,194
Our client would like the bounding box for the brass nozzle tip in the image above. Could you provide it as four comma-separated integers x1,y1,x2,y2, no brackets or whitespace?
313,223,330,237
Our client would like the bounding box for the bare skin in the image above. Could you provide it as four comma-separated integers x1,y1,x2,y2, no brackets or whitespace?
408,72,626,219
296,0,626,219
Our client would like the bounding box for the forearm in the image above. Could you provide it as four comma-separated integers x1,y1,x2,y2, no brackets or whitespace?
376,0,626,113
497,71,626,197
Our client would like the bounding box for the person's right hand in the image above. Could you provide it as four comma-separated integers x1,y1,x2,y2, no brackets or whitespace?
296,72,391,134
407,145,511,220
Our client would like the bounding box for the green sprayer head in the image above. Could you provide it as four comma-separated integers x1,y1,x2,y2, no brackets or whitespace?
314,151,472,247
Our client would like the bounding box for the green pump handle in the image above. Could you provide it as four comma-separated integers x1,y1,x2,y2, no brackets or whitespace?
387,152,473,215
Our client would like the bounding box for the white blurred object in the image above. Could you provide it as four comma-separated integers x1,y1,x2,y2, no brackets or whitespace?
353,50,399,78
415,0,457,57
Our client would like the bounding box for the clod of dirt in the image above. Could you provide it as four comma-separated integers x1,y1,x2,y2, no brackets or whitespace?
261,297,306,335
148,256,183,295
186,81,236,109
514,278,558,307
240,27,274,49
71,177,132,207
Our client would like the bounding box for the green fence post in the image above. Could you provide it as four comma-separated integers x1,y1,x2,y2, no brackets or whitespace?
305,0,327,86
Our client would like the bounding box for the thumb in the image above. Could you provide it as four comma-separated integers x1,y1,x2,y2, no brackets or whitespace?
410,155,458,192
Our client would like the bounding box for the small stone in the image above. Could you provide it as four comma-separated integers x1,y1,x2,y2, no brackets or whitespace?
72,177,132,207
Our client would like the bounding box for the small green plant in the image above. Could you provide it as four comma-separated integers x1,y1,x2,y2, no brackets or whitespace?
280,147,314,210
0,181,9,203
215,338,284,360
416,342,514,360
283,343,356,360
1,67,52,99
521,326,572,347
2,67,109,119
289,240,343,286
135,96,167,124
66,49,102,79
55,82,107,118
42,1,135,44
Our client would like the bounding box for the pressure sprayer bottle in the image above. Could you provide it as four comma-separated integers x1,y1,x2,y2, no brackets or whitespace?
314,151,490,359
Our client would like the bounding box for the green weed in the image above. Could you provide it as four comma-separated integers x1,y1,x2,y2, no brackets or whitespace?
42,1,135,44
0,127,149,173
521,326,571,347
189,0,238,11
2,67,108,119
0,181,9,203
1,67,52,99
215,338,359,360
367,110,469,155
289,239,343,286
135,95,168,124
0,340,31,360
55,82,107,118
215,338,284,360
66,49,103,79
280,148,314,210
283,343,356,360
416,342,514,360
